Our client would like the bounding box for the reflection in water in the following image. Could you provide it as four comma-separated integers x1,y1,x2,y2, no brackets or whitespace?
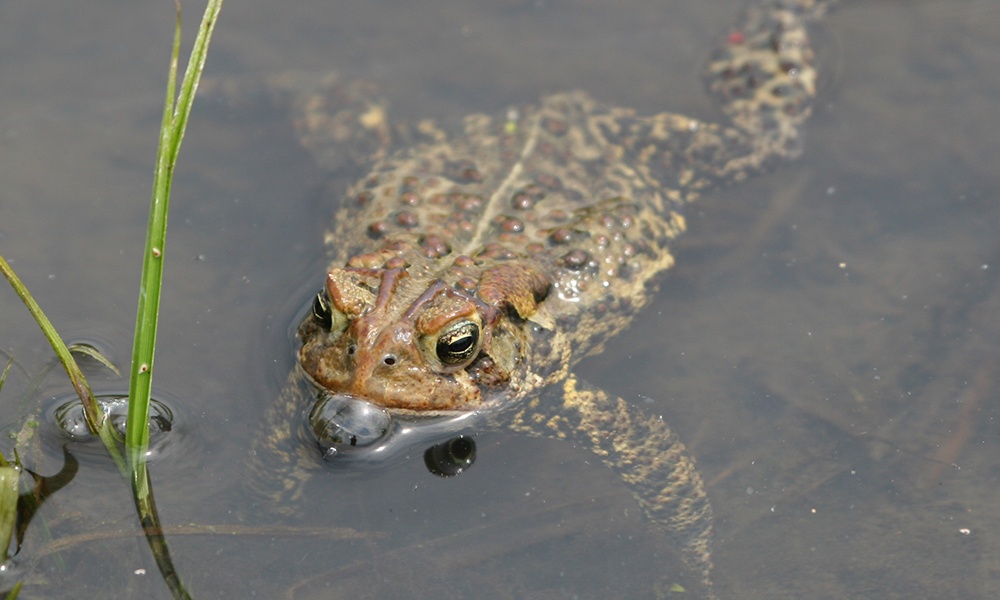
423,435,476,477
7,447,77,567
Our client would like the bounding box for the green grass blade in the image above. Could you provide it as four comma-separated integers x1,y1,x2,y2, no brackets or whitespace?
125,3,182,474
2,2,222,597
4,581,21,600
0,465,18,562
123,1,223,598
126,0,223,468
168,0,222,171
0,256,126,474
0,257,98,431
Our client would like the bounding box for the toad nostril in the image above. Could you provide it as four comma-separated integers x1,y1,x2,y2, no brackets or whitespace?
382,355,397,366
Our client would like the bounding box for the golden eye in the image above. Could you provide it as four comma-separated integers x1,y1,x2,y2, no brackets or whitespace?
435,320,481,366
312,292,333,330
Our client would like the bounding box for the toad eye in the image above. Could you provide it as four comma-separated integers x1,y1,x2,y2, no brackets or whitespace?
311,292,334,330
435,320,481,367
310,291,350,333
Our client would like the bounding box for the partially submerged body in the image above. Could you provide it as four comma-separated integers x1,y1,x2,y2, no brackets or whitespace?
246,1,840,596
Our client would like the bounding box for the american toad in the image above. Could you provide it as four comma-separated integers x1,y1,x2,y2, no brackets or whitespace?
241,1,840,596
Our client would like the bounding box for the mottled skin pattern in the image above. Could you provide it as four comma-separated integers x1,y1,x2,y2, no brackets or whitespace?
246,1,840,597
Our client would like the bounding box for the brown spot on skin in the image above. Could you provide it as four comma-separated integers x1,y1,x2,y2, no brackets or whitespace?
446,159,484,183
459,195,484,212
535,173,562,190
523,184,545,199
498,216,525,233
453,255,475,268
367,221,388,238
420,234,451,258
478,243,516,260
559,249,592,271
399,191,421,205
511,191,534,210
385,256,408,269
395,210,419,228
549,228,573,245
548,209,569,222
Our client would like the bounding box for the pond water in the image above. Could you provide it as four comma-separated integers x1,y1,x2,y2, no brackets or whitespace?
1,0,999,598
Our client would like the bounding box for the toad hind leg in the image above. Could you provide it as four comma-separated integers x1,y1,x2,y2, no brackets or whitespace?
507,374,715,598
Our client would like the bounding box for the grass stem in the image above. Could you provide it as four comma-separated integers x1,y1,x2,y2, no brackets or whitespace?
1,1,223,597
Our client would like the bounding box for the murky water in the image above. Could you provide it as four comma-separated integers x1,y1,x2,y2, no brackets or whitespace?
2,0,999,598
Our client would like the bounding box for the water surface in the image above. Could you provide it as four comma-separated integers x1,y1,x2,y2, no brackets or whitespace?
1,0,999,597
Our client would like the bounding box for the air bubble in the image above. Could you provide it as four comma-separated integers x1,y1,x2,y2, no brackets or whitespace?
51,395,174,458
